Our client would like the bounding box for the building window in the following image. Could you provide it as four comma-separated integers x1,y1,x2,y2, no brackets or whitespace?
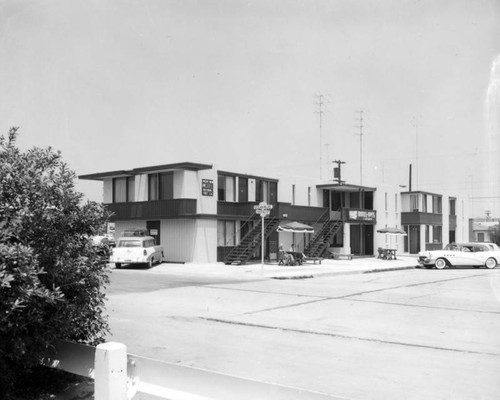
384,192,388,211
433,225,442,243
127,177,135,202
113,176,134,203
425,225,430,243
432,196,442,214
148,172,173,200
292,184,296,205
218,175,226,201
449,198,456,216
217,220,237,246
148,174,158,200
113,177,127,203
410,194,419,211
159,172,173,199
218,174,237,202
256,180,272,203
422,194,427,212
308,187,311,206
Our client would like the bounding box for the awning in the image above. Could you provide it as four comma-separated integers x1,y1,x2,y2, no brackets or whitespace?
277,221,314,233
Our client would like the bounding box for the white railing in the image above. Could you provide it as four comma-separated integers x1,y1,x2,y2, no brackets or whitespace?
43,341,341,400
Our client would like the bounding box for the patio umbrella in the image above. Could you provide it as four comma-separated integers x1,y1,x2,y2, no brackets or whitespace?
277,221,314,233
377,227,407,250
277,221,314,253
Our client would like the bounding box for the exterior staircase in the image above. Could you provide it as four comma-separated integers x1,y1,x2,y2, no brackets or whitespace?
303,219,342,258
223,216,280,265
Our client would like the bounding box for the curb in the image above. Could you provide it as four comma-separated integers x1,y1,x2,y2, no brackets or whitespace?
268,265,416,280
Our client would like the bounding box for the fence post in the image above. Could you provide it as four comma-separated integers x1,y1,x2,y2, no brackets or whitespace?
95,342,128,400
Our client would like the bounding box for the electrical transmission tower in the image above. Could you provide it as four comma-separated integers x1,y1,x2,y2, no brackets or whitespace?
314,93,330,180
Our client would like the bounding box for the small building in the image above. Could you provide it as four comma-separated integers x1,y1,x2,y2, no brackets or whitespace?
468,217,500,243
400,191,460,253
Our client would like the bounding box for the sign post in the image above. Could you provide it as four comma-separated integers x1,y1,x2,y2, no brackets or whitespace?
253,202,273,275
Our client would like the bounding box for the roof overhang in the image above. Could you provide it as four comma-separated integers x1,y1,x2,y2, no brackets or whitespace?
316,183,376,192
218,170,279,183
400,190,442,197
78,170,134,181
79,162,213,181
132,162,213,174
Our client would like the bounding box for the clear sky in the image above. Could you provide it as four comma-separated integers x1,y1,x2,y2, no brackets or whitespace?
1,0,499,217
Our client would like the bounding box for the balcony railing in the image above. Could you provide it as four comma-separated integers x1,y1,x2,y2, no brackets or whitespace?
274,203,327,222
105,199,197,220
401,211,442,225
217,201,259,218
217,201,328,222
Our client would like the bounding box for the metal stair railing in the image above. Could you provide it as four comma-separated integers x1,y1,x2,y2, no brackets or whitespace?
224,216,279,265
304,209,342,258
221,211,258,261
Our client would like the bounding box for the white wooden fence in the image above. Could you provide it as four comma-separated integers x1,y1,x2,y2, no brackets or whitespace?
43,340,343,400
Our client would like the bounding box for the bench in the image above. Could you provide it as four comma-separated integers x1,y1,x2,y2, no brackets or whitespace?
303,257,323,264
331,253,353,260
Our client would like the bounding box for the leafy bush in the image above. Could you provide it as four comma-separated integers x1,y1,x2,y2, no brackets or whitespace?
0,128,110,396
490,224,500,246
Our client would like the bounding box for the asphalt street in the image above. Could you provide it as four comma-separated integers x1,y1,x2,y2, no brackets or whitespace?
104,261,500,400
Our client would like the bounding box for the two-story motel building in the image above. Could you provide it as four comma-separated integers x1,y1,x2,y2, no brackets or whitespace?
79,162,467,264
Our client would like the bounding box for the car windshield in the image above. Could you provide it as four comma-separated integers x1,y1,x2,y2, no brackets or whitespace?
117,240,142,248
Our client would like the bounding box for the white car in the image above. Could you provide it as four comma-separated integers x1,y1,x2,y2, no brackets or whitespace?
418,242,500,270
110,236,164,269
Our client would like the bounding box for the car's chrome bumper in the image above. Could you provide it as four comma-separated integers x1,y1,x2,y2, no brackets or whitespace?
418,257,435,265
109,256,148,264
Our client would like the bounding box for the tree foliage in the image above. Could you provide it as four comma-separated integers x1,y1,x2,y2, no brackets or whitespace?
0,128,110,395
490,223,500,246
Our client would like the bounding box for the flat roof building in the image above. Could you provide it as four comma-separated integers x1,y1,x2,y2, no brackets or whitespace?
80,162,467,263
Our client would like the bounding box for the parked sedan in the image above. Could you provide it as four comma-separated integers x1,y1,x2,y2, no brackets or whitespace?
418,242,500,269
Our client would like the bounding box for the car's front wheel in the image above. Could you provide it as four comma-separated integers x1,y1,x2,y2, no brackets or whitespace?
115,263,122,269
485,257,497,269
435,258,447,270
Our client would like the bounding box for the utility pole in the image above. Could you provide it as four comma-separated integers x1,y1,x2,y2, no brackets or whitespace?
355,110,364,185
314,94,329,180
332,160,346,185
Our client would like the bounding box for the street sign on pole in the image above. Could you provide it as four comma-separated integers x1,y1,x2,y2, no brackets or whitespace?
253,202,273,274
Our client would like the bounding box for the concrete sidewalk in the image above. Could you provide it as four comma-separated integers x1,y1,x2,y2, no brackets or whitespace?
148,255,419,280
